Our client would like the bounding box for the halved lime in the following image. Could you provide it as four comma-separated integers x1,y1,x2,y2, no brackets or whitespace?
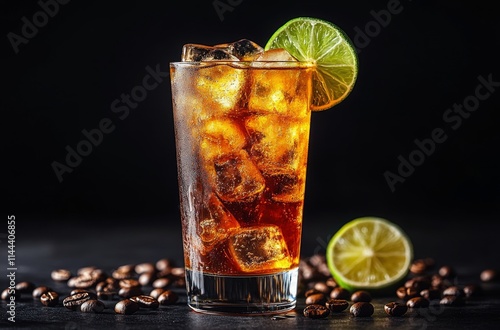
326,217,413,292
265,17,358,111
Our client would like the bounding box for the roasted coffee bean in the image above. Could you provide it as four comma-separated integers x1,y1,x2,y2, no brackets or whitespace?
40,291,59,307
51,269,72,282
152,277,171,289
405,276,431,291
32,286,51,299
115,299,139,315
303,304,330,319
406,297,430,308
325,299,349,313
396,286,419,300
350,302,374,317
70,289,97,299
384,302,408,317
438,265,456,279
299,260,318,282
138,272,157,286
157,290,179,305
1,288,20,300
118,286,143,299
112,265,135,280
119,279,140,289
313,282,331,294
305,293,326,305
135,263,156,275
325,277,338,289
89,269,107,283
16,281,36,293
156,258,173,272
330,287,351,300
80,299,105,313
149,288,166,299
63,292,93,310
440,295,465,306
170,267,185,278
304,289,321,297
463,284,480,298
67,275,95,289
442,286,464,297
77,266,97,276
351,290,372,303
420,288,441,300
410,259,428,274
130,295,159,309
480,269,498,282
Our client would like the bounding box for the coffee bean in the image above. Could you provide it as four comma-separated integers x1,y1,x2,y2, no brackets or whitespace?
305,293,326,305
112,265,135,280
442,286,464,297
396,286,419,300
350,302,374,317
119,279,140,289
70,289,97,299
438,265,456,279
97,291,115,301
135,263,156,275
303,304,330,319
152,277,171,289
410,259,428,274
1,288,20,300
89,269,107,283
480,269,498,282
118,286,143,299
115,299,139,315
67,275,95,289
405,276,431,292
32,286,51,299
330,287,351,300
77,266,97,276
40,291,59,307
156,258,174,272
325,277,338,289
149,288,166,299
63,292,93,310
351,290,372,303
16,281,36,293
304,288,321,297
440,295,465,306
157,290,178,305
325,299,349,313
384,302,408,317
313,282,331,295
130,295,159,309
139,272,157,286
463,284,480,298
80,299,105,313
406,297,430,308
51,269,72,282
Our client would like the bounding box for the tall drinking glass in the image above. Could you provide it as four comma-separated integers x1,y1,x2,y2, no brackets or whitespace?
170,60,313,314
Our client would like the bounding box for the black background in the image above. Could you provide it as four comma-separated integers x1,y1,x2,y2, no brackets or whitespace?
3,0,500,232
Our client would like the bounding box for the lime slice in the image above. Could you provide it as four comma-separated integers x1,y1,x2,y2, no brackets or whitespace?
326,217,413,292
265,17,358,111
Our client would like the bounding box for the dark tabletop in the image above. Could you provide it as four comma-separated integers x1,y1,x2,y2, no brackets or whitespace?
2,213,500,329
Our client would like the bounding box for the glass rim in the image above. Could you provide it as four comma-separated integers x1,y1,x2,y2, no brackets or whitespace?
170,61,315,68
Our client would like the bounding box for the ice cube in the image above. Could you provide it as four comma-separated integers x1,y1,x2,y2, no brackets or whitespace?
229,225,291,273
245,115,309,171
254,48,296,61
209,150,265,204
195,62,246,113
203,49,239,61
182,43,213,61
197,193,240,253
247,60,311,115
199,118,248,162
225,39,264,61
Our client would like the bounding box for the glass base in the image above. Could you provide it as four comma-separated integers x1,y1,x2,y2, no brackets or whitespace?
185,268,298,315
